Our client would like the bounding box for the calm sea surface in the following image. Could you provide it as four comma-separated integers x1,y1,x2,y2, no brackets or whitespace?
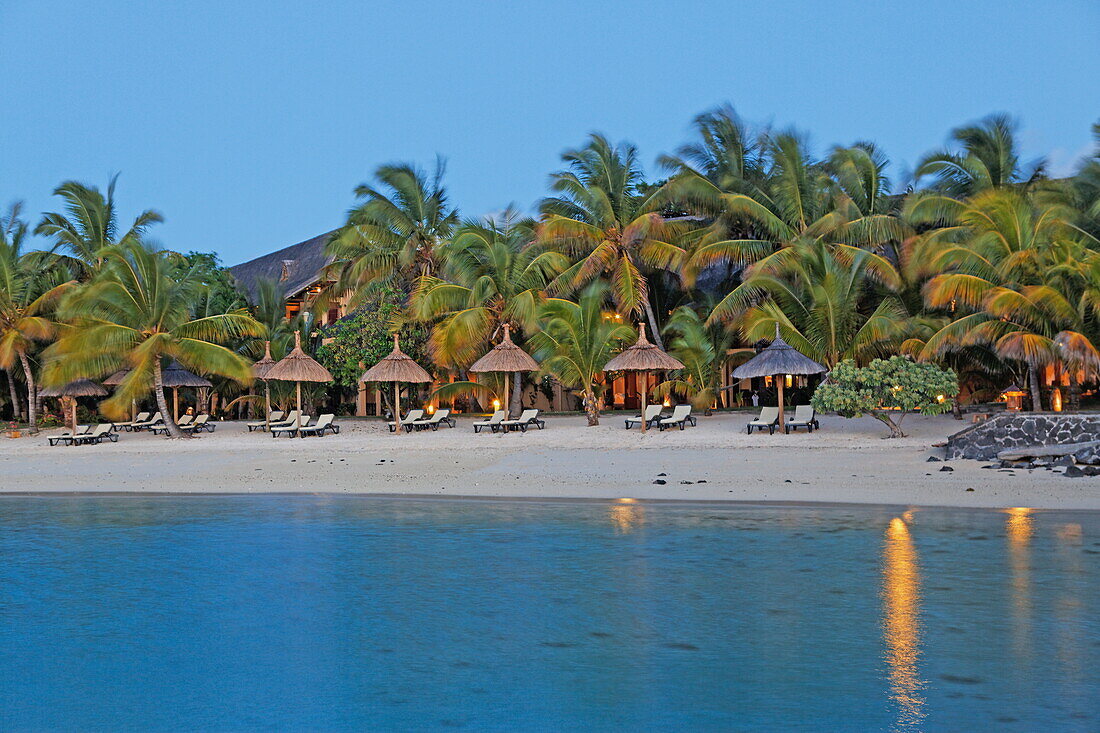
0,496,1097,731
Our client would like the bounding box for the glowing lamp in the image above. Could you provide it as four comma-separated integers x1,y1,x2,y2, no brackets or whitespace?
427,404,436,415
492,399,501,410
1052,387,1063,412
1000,384,1027,411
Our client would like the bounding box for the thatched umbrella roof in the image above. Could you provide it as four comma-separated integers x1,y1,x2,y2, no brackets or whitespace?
102,369,129,387
604,323,685,372
252,341,277,380
469,324,539,373
38,379,108,398
732,326,826,379
266,332,333,383
361,335,432,384
161,361,213,389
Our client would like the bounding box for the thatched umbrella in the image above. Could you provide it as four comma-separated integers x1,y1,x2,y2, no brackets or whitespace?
732,325,827,429
266,331,332,432
252,341,277,431
603,323,685,433
361,334,432,434
39,379,108,434
469,324,539,418
161,362,213,422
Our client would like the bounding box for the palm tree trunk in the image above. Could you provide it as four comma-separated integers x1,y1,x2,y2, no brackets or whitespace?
510,372,523,419
583,389,600,426
5,367,22,421
17,350,37,431
1028,363,1043,412
153,360,186,438
643,298,665,350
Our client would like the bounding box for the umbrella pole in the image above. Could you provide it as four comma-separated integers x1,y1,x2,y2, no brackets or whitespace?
504,372,509,418
296,382,302,430
173,388,179,423
641,373,648,434
264,381,271,432
777,375,785,433
70,398,77,435
394,382,401,435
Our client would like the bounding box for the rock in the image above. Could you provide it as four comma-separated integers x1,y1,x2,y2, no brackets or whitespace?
939,466,954,472
1052,455,1075,468
657,472,667,477
697,480,707,483
926,456,942,462
679,480,694,485
1084,466,1100,477
652,479,667,485
1064,465,1086,478
784,479,792,483
965,487,975,492
981,464,998,469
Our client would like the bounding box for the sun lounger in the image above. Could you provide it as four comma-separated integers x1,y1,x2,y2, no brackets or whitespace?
501,409,545,433
658,405,695,431
112,412,150,431
388,409,423,433
625,404,664,429
299,413,340,437
409,408,456,431
131,412,163,431
266,410,300,431
272,415,311,438
73,424,116,445
784,405,819,433
247,411,285,432
151,414,194,435
48,425,90,446
472,410,505,433
747,406,780,434
180,414,214,434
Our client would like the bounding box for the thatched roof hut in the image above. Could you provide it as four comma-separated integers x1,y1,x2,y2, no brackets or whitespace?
252,341,277,380
161,362,213,389
361,335,432,384
38,379,108,399
731,327,826,380
266,332,332,383
102,369,129,387
469,324,539,373
604,323,685,372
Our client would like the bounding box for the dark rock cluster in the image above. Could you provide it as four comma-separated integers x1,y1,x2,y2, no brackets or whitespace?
946,413,1100,478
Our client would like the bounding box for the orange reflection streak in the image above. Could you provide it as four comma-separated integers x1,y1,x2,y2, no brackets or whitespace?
882,517,925,729
609,499,645,534
1006,508,1033,659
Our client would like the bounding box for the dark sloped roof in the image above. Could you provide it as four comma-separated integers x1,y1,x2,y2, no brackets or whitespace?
230,231,337,301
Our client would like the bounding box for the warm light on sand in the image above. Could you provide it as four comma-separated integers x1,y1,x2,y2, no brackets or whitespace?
883,516,924,728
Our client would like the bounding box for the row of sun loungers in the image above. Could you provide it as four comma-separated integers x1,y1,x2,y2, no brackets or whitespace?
623,404,698,431
271,413,342,438
747,405,820,434
48,423,118,446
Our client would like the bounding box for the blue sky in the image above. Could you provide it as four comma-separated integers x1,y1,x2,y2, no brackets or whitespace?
3,0,1098,265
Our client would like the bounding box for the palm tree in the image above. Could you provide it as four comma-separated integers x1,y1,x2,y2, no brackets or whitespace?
653,304,737,412
410,211,568,408
906,188,1081,410
326,158,459,306
35,175,163,277
658,104,769,196
530,283,634,426
915,114,1040,197
538,134,686,348
42,242,262,437
0,203,73,430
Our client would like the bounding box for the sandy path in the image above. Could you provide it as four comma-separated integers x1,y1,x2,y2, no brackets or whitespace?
2,413,1098,510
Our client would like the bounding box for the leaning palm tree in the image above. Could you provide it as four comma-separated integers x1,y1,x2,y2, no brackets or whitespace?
529,283,635,426
42,242,262,437
325,158,459,307
410,211,568,410
35,175,163,277
538,134,686,348
0,203,74,430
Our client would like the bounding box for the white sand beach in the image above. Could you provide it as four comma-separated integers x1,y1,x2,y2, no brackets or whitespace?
2,413,1098,510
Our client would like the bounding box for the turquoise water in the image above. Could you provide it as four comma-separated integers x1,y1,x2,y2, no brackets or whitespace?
0,497,1097,731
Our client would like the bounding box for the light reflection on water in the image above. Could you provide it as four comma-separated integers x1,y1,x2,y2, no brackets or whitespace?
0,496,1097,731
883,516,924,730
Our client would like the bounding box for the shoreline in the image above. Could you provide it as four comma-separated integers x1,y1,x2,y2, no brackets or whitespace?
2,413,1099,510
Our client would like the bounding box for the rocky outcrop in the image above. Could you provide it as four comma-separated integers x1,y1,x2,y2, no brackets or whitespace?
945,413,1100,461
